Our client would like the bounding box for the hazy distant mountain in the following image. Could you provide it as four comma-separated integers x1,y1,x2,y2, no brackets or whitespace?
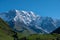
0,9,60,34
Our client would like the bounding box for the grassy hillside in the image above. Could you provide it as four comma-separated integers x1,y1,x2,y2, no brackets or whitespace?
19,34,60,40
0,18,14,40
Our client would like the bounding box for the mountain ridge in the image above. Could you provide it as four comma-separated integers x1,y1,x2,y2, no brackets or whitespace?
0,9,60,34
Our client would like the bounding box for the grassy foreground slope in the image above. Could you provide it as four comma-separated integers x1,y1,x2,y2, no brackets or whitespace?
0,18,14,40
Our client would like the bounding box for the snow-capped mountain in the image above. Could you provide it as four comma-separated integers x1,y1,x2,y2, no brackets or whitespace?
0,9,60,34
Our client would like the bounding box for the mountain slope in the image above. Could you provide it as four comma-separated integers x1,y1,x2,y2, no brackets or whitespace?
0,18,31,40
0,18,14,40
51,27,60,34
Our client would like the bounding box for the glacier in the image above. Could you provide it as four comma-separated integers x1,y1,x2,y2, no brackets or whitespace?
0,9,60,34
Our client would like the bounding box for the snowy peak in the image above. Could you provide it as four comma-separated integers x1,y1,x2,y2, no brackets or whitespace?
0,9,37,22
14,10,37,25
16,10,36,18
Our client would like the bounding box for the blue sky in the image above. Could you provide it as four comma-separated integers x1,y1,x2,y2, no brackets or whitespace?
0,0,60,19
